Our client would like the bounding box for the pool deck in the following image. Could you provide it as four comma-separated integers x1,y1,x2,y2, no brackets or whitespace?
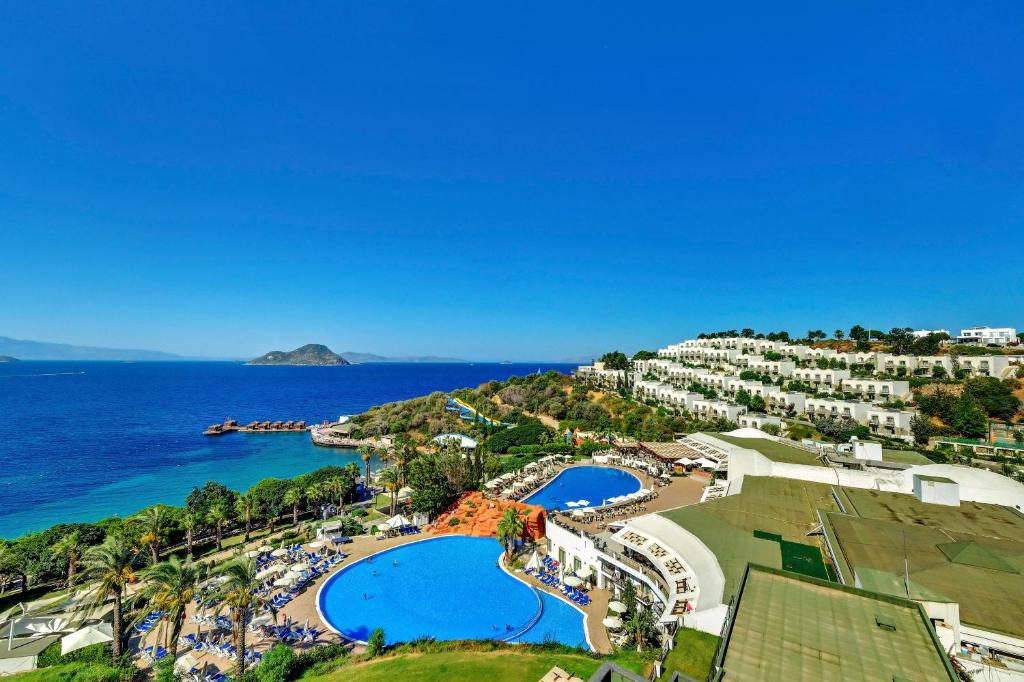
140,467,708,670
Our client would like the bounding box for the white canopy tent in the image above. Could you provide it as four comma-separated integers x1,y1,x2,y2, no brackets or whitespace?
60,623,113,656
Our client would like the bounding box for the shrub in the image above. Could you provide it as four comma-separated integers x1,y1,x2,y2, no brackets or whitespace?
250,643,294,682
448,518,461,526
485,423,552,453
367,628,387,657
350,508,368,518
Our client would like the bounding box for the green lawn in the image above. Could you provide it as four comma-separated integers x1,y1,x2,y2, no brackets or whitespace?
4,663,125,681
302,651,609,682
660,627,719,680
707,433,825,466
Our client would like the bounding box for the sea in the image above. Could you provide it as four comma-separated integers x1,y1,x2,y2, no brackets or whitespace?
0,361,573,538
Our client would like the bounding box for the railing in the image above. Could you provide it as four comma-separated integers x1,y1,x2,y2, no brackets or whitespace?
501,587,544,642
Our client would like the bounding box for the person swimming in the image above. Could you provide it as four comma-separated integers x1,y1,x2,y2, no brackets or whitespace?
392,559,398,566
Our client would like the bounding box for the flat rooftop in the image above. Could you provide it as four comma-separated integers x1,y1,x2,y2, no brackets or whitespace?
660,476,837,596
717,565,957,681
704,433,826,467
823,488,1024,639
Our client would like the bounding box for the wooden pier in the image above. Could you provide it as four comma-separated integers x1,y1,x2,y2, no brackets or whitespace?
203,418,309,436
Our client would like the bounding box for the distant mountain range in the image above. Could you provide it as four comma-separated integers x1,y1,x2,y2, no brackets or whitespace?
0,355,18,363
339,351,466,364
0,336,193,361
248,344,349,366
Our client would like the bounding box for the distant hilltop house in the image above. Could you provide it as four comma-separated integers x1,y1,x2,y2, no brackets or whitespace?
957,326,1018,347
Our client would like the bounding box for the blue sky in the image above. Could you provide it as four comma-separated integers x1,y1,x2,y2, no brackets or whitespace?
1,3,1022,361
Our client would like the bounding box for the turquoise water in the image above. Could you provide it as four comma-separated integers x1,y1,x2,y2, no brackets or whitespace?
317,535,589,648
522,466,641,510
0,361,573,537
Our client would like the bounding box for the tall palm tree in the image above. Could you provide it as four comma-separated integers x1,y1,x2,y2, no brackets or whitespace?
134,555,201,653
206,502,230,551
496,507,525,560
136,505,171,565
324,477,344,509
180,511,200,559
214,556,274,677
622,605,658,652
358,444,375,490
81,537,139,662
283,486,303,526
50,530,84,588
377,467,401,516
234,491,260,542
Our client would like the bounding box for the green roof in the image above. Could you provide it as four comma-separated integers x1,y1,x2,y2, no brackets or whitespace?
716,565,957,681
706,433,826,467
881,448,933,465
914,474,956,484
821,490,1024,638
936,541,1018,573
661,477,838,596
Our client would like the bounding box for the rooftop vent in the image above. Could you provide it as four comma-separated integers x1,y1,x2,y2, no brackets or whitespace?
875,615,897,632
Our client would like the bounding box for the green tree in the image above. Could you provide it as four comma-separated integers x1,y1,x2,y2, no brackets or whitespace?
81,537,140,662
378,467,402,516
367,628,386,657
909,415,935,445
136,505,172,565
406,453,458,517
599,351,630,370
952,392,988,438
235,491,261,542
359,445,376,492
206,501,230,551
283,486,304,526
622,605,658,652
834,329,844,340
496,507,525,560
748,395,766,413
179,511,200,559
214,556,274,677
621,580,637,619
134,555,202,654
50,530,84,588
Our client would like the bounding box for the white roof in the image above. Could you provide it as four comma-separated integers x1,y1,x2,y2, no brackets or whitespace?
432,433,478,449
901,464,1024,509
723,427,773,439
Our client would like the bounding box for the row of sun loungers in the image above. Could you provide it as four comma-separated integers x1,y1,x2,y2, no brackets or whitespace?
134,611,166,633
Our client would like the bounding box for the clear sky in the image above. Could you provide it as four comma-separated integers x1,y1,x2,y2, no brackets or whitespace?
1,3,1021,361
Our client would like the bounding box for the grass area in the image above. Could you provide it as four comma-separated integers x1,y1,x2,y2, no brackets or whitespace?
660,627,719,680
707,433,825,466
301,651,609,682
4,663,126,681
880,448,932,465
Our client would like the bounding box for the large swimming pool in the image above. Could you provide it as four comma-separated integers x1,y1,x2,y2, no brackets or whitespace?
522,465,641,510
317,535,589,648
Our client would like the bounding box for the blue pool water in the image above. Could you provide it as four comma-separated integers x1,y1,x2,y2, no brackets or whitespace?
317,535,588,648
522,466,641,510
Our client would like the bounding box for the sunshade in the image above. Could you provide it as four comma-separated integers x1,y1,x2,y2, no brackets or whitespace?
244,550,260,558
607,601,627,613
272,577,294,587
256,565,286,579
307,541,325,549
290,563,310,573
563,576,582,587
174,653,199,673
257,545,273,553
602,616,622,629
576,566,593,579
61,623,113,656
271,548,289,557
525,551,542,572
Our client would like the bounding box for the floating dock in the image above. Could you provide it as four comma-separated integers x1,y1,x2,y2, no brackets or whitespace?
203,418,309,436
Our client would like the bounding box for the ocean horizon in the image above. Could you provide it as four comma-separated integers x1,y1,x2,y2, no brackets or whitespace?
0,361,573,538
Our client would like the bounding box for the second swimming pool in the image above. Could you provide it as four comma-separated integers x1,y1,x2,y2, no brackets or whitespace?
521,465,641,510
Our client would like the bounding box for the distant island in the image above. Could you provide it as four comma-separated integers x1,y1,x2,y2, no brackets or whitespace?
0,355,18,363
340,351,466,364
248,343,350,366
0,335,195,361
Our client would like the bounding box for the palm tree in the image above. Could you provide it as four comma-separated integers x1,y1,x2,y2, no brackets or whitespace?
214,556,274,677
206,501,230,551
137,505,171,565
50,530,84,588
283,486,303,526
181,511,200,559
81,537,139,662
234,491,260,542
134,555,201,653
496,507,525,560
359,444,375,490
622,605,658,652
377,467,401,516
324,477,344,509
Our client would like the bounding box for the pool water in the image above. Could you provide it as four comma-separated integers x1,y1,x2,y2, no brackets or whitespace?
317,535,588,648
522,466,641,510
